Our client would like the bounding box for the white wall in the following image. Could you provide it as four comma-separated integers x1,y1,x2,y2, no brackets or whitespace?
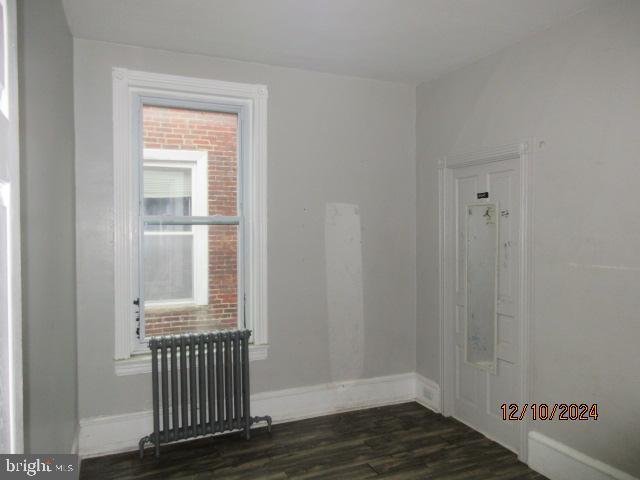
73,39,416,419
18,0,78,453
416,0,640,475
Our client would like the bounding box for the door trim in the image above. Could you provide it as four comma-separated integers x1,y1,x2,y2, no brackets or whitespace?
438,141,534,461
0,0,22,453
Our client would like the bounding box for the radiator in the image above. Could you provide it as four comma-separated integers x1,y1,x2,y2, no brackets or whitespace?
138,330,271,458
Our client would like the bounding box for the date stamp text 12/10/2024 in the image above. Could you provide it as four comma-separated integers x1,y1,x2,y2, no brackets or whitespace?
501,403,598,421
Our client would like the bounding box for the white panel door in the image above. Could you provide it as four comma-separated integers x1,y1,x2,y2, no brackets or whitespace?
448,158,521,452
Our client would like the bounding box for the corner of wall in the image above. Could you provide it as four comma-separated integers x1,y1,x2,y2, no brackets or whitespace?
18,0,78,454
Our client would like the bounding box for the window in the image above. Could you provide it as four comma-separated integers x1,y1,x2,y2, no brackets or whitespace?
113,69,268,372
142,148,209,311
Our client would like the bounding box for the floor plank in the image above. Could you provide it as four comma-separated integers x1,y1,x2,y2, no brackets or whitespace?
80,403,546,480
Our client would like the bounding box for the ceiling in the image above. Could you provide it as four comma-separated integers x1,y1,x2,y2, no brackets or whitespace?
62,0,607,83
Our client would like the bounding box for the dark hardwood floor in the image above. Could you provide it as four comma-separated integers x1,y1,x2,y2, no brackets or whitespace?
81,403,546,479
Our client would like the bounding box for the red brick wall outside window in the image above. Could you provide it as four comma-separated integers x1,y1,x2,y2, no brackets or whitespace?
142,105,238,336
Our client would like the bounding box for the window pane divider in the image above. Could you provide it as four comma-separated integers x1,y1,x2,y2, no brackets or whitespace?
143,215,241,225
143,231,193,237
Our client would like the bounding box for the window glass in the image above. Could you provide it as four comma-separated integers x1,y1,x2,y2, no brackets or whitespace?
142,105,238,216
140,105,239,337
144,232,193,302
144,166,192,205
143,224,239,336
143,166,192,231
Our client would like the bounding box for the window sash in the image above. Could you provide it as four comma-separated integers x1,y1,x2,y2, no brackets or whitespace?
137,215,244,347
134,106,245,352
141,218,241,312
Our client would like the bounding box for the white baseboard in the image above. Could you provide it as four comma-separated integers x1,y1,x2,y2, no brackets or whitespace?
414,373,441,413
80,410,156,458
79,372,439,458
251,372,417,423
528,431,637,480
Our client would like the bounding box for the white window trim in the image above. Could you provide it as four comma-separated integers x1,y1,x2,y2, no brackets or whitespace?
142,148,208,307
113,68,268,372
115,343,269,376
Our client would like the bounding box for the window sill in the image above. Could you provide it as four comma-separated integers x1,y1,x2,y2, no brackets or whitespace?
115,344,269,376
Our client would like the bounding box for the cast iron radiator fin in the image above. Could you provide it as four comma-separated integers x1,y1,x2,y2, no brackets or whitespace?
138,330,272,458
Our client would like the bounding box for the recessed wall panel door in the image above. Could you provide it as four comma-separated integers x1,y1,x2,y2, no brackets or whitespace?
448,158,521,452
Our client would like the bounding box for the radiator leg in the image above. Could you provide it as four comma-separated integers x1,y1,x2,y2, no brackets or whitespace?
244,422,251,440
251,415,273,433
148,432,160,459
138,436,150,460
266,416,272,433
